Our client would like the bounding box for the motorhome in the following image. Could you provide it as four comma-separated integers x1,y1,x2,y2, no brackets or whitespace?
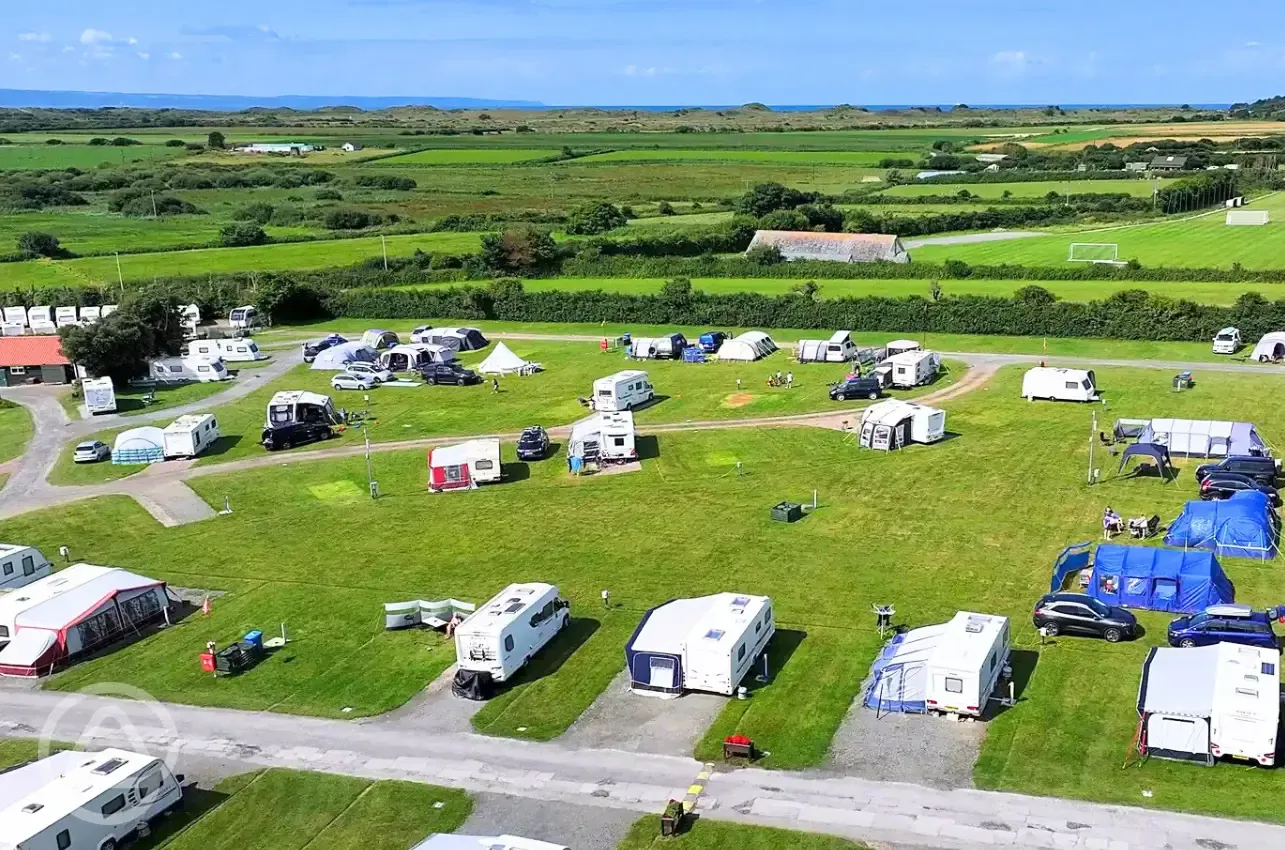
0,748,183,850
1138,642,1279,766
592,371,654,412
1021,367,1100,403
53,307,78,328
1213,327,1242,355
83,377,117,415
229,305,259,330
626,593,775,696
858,400,945,451
883,350,940,388
187,338,263,363
162,414,220,459
78,306,101,324
568,411,637,471
2,307,26,327
451,583,570,699
148,357,230,384
180,304,200,338
380,343,455,372
0,544,52,592
797,330,857,363
428,439,502,493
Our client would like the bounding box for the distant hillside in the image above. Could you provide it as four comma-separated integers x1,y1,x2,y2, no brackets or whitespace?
0,88,545,112
1230,95,1285,118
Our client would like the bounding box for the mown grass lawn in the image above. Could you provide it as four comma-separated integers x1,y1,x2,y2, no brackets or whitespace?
376,148,561,165
879,178,1170,199
0,143,183,170
0,398,33,464
617,816,869,850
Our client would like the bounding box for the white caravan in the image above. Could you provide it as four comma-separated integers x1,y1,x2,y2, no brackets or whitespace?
797,330,858,363
0,323,24,337
78,306,101,324
1138,642,1279,766
100,305,117,318
592,370,654,412
1021,367,1099,402
53,307,79,327
0,544,52,592
187,338,263,362
1212,327,1242,355
162,414,220,459
2,307,26,327
859,400,945,451
26,306,51,326
568,411,637,467
428,439,503,493
451,583,570,698
626,593,775,696
229,305,259,329
0,747,183,850
83,377,117,415
882,350,940,388
921,612,1011,716
148,357,230,383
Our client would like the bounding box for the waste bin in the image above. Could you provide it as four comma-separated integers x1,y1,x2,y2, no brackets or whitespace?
1172,371,1193,390
243,630,264,652
771,501,802,523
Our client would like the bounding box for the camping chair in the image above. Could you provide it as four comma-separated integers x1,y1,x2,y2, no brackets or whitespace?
1145,515,1161,538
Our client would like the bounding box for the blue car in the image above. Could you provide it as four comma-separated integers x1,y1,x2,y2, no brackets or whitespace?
698,332,727,353
1167,604,1280,650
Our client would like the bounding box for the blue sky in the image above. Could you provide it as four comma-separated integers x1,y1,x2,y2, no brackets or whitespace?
0,1,1281,105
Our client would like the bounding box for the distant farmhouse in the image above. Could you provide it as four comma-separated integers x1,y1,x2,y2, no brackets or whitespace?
235,142,316,155
747,230,910,264
1149,155,1188,172
342,142,364,152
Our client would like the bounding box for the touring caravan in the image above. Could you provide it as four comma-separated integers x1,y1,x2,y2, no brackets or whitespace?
361,329,401,351
626,593,775,696
882,350,940,388
180,304,201,338
83,377,117,415
101,304,118,318
1021,367,1100,402
187,338,263,362
886,339,921,357
267,391,339,427
428,439,502,493
0,322,25,337
78,306,101,324
797,331,857,364
864,611,1011,717
229,305,259,330
148,357,230,383
568,411,637,471
2,307,26,327
859,400,945,451
1138,642,1279,766
592,371,654,412
54,306,79,328
380,343,455,372
0,748,183,850
162,414,220,459
26,307,53,335
452,583,570,699
0,544,52,592
629,333,687,360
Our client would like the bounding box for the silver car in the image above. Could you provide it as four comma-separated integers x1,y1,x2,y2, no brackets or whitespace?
331,372,378,391
73,440,111,463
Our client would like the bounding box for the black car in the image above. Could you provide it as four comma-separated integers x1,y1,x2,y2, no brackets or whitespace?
301,334,345,364
420,363,481,386
1199,472,1283,507
1032,592,1138,643
1195,455,1280,487
517,426,550,461
829,376,883,402
261,421,334,452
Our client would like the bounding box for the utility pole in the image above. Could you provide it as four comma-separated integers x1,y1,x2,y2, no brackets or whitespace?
364,427,378,499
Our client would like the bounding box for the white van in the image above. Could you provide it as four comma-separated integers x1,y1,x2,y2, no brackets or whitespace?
180,304,200,338
2,307,26,327
452,583,570,699
162,414,220,459
148,357,231,383
1021,367,1099,402
1212,327,1242,355
229,305,259,329
0,544,52,591
883,350,940,388
797,330,859,363
83,377,117,415
592,370,654,412
187,338,262,363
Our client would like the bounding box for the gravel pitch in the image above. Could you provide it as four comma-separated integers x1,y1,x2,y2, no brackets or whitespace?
560,670,726,756
460,792,638,850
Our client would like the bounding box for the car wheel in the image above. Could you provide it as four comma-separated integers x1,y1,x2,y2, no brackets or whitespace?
868,391,879,400
1042,622,1059,637
102,840,117,850
836,392,846,401
1180,638,1196,648
1103,628,1122,643
426,377,437,385
281,439,292,450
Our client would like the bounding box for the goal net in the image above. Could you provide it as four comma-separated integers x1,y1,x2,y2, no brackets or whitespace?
1226,210,1270,226
1068,243,1122,264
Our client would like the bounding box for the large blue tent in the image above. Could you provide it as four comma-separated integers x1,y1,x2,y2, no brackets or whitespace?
1165,489,1279,560
1049,543,1234,613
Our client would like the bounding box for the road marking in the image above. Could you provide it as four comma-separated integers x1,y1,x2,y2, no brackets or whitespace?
682,763,714,813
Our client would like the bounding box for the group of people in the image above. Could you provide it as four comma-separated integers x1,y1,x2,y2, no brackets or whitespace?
1103,506,1153,539
768,370,794,389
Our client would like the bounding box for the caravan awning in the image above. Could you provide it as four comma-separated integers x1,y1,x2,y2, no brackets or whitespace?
0,629,58,675
1139,645,1219,717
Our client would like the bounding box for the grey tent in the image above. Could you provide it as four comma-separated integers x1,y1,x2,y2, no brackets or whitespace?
1118,442,1174,482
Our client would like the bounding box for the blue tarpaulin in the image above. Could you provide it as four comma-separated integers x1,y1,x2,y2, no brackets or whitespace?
1165,489,1279,560
1088,545,1234,613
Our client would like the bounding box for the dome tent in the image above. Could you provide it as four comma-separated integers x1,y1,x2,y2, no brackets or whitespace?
310,342,378,371
1166,489,1279,560
112,427,166,465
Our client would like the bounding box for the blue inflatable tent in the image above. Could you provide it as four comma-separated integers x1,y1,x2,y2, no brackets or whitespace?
1086,545,1234,613
1165,489,1278,560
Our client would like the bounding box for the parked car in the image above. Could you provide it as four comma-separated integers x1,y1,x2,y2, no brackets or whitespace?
332,372,378,391
261,422,334,452
517,425,550,461
1032,592,1138,643
829,376,884,402
698,331,727,353
1199,472,1283,507
72,440,110,463
1168,604,1280,650
302,334,346,363
420,362,481,386
343,362,395,384
1195,455,1280,487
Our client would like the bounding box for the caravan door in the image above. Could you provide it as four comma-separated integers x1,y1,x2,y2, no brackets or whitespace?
1148,715,1210,759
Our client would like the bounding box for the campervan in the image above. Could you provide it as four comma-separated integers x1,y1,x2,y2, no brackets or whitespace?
187,338,262,362
78,306,101,324
1213,327,1242,355
883,350,940,388
568,411,637,469
83,377,117,415
0,748,183,850
592,371,654,412
162,414,220,459
428,439,502,493
1021,367,1099,402
0,544,52,591
2,307,26,327
452,583,570,699
361,329,400,351
54,306,79,327
148,357,230,383
626,593,775,696
797,331,858,363
229,305,259,330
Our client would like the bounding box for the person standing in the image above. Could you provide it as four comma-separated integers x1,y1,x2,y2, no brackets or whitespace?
786,371,794,389
491,377,500,394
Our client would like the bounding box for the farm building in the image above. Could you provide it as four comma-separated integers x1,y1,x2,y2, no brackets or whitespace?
0,337,72,387
1150,155,1188,171
0,564,172,677
236,143,315,155
745,230,910,264
342,142,364,152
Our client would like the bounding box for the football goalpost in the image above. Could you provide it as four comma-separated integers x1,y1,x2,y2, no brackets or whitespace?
1226,210,1270,226
1068,243,1125,265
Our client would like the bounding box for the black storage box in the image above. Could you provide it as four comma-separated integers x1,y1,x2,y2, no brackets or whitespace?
771,501,803,523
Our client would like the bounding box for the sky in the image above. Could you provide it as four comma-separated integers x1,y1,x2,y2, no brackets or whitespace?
0,0,1282,106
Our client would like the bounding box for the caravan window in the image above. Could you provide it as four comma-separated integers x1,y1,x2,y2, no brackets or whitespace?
737,644,746,661
198,365,210,373
944,677,963,694
504,635,514,652
0,626,7,638
21,556,33,576
1064,381,1078,390
475,459,494,471
612,437,625,447
56,829,71,849
763,607,771,626
101,794,126,816
2,561,11,576
138,769,164,799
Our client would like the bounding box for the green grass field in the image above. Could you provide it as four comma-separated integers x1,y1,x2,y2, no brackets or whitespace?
578,149,896,165
880,178,1169,199
0,399,32,464
617,817,868,850
375,149,561,165
0,144,184,170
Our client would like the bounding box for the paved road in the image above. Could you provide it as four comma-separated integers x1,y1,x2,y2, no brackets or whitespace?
0,688,1278,850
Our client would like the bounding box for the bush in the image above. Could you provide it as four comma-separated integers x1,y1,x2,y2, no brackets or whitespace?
657,201,676,216
219,223,268,247
88,137,109,147
565,202,627,235
16,231,61,258
165,139,186,147
110,137,140,147
233,202,276,225
757,210,810,231
349,174,416,191
322,208,380,230
315,189,343,201
207,131,225,150
736,182,818,216
479,226,560,275
746,244,784,265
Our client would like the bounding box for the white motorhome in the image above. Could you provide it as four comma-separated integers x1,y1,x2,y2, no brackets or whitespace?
428,439,503,493
1212,327,1242,355
568,411,637,470
1138,642,1279,766
180,304,200,338
148,357,230,384
797,330,858,364
1021,367,1099,402
451,583,570,699
380,343,455,372
53,307,79,328
162,414,220,459
882,350,940,388
229,305,258,330
82,377,117,415
592,370,654,412
0,544,52,592
0,748,183,850
859,400,945,451
78,306,101,324
187,338,262,363
626,593,775,696
2,307,27,327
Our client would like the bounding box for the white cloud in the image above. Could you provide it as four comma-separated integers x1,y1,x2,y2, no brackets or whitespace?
9,53,21,62
168,51,183,60
623,65,657,77
18,32,50,43
990,50,1029,67
127,37,138,45
62,45,75,53
80,28,114,45
136,51,150,60
1246,41,1261,48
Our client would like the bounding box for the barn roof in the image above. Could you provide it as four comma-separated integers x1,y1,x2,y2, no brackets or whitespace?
0,336,69,367
748,230,903,262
